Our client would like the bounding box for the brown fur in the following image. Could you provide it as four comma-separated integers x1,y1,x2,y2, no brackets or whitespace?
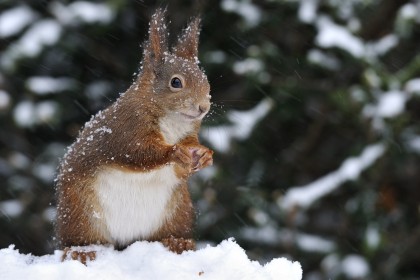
56,9,212,260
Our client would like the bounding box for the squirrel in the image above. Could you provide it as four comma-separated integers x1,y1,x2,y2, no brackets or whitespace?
55,9,213,263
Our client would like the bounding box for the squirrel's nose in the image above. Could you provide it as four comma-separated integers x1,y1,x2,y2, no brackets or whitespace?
198,104,209,114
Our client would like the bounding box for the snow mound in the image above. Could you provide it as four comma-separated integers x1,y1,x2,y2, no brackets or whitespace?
0,239,302,280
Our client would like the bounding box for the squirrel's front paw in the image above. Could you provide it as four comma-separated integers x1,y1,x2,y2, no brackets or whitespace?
62,247,96,264
190,146,213,172
172,145,193,171
161,236,196,254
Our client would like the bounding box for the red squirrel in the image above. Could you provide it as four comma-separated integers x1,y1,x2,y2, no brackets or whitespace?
55,9,213,262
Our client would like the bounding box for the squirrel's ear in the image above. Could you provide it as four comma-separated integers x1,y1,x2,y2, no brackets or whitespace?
143,9,169,70
173,17,201,62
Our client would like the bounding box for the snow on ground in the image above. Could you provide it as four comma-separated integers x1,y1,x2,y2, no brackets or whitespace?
0,239,302,280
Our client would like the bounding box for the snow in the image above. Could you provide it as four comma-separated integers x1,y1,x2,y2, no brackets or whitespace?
233,58,264,75
248,207,269,226
405,78,420,94
241,225,280,245
279,143,385,210
240,226,336,254
0,6,37,38
321,254,340,277
398,3,419,21
0,199,24,218
221,0,262,28
13,100,59,127
307,49,340,70
26,77,76,95
13,101,36,127
341,255,370,278
205,51,227,64
326,0,358,20
0,239,302,280
365,224,380,250
365,34,399,58
362,90,409,131
42,207,56,222
315,16,364,58
363,91,407,119
1,20,62,69
203,98,274,153
298,0,319,24
315,16,398,60
364,69,381,88
32,163,56,183
8,152,31,170
321,253,370,279
375,91,407,118
17,20,62,56
0,90,11,110
86,81,111,95
50,1,115,25
35,101,59,123
406,135,420,154
295,233,336,253
94,127,113,134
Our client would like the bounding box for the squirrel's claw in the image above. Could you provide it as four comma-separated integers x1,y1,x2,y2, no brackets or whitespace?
62,247,96,265
191,147,213,172
161,236,196,254
172,145,192,166
172,144,213,174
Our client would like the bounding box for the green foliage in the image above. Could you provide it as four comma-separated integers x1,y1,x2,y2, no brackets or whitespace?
1,0,420,278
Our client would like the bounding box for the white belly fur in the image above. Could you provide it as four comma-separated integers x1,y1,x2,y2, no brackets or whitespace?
95,165,179,245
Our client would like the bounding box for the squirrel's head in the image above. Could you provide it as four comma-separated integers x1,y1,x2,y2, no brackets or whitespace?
136,9,211,122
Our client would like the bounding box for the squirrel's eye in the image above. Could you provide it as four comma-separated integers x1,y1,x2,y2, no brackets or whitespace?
169,75,185,92
170,77,183,89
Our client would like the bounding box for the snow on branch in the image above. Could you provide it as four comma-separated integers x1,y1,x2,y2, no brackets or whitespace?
49,1,115,26
315,16,398,61
203,98,274,153
0,6,38,38
1,20,62,70
278,143,385,210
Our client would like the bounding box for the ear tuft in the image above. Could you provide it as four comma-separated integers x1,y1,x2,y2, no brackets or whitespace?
143,8,169,69
173,17,201,63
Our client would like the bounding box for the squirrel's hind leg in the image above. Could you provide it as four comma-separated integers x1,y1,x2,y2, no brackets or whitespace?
61,247,96,264
161,236,196,254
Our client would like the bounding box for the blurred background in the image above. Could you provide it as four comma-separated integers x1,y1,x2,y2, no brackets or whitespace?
1,0,420,279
